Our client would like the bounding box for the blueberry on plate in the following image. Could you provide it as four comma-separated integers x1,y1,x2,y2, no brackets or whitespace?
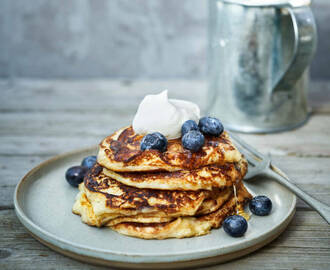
198,116,224,137
223,215,248,237
249,195,272,216
140,132,168,152
81,155,97,169
65,166,88,187
182,130,205,152
181,120,199,136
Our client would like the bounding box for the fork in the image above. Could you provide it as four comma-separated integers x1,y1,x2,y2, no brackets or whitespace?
229,132,330,224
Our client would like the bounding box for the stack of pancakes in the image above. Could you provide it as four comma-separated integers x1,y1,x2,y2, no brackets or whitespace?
73,127,252,239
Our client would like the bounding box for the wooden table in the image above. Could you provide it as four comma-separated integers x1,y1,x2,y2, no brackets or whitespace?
1,79,329,270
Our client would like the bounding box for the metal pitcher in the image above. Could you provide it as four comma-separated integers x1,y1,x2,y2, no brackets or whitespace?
207,0,317,133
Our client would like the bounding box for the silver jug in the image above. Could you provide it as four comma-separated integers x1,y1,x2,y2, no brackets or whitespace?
207,0,317,133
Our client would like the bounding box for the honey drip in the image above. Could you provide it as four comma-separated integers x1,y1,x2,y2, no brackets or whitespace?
232,183,250,221
233,183,238,212
238,208,250,221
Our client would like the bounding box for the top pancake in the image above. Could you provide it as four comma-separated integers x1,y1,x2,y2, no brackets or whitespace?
98,126,242,172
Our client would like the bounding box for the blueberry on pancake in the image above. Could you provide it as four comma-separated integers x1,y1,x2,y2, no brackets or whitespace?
140,132,167,152
182,130,205,152
181,120,199,136
199,117,224,137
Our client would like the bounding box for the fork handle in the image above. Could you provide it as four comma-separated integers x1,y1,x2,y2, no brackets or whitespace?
264,166,330,224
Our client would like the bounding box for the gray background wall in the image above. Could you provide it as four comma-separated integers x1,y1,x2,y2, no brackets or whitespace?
0,0,329,80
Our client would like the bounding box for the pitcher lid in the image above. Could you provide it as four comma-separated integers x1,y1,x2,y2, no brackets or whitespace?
220,0,311,7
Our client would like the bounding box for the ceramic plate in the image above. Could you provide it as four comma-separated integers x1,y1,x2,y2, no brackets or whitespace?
14,147,296,269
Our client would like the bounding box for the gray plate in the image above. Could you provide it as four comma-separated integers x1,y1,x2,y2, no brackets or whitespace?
14,147,296,269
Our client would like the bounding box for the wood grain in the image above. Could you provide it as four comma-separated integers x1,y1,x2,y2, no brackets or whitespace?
0,79,329,269
1,114,329,156
0,210,329,270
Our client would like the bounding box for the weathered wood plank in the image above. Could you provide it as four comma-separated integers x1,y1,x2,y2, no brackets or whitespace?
238,114,330,157
1,79,329,113
0,210,329,270
1,80,330,158
1,155,329,210
1,114,330,157
0,111,125,137
0,136,98,156
0,79,208,112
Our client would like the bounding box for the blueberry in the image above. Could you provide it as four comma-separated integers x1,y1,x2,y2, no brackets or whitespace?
249,195,272,216
182,130,205,152
223,215,248,237
65,166,88,187
140,132,168,152
181,120,199,136
198,117,224,137
81,155,97,169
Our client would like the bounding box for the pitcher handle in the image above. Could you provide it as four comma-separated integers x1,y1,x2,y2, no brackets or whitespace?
271,5,317,94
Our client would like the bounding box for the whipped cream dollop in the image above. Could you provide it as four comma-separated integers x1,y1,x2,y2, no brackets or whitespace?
132,90,200,139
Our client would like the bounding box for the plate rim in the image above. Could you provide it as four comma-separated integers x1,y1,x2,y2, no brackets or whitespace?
14,147,297,264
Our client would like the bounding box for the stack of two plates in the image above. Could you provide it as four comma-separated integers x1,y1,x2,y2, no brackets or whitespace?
14,147,296,269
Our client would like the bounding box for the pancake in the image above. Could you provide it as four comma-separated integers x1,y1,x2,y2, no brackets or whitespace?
72,164,233,227
103,158,247,191
111,182,252,239
98,126,242,172
107,216,175,226
73,185,234,227
72,191,175,227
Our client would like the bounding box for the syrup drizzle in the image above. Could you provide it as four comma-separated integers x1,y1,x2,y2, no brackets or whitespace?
232,183,250,220
233,183,238,214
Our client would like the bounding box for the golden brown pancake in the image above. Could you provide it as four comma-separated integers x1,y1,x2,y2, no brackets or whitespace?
73,185,234,228
111,182,252,239
72,191,176,227
72,164,233,227
98,126,242,172
72,165,252,239
103,158,247,191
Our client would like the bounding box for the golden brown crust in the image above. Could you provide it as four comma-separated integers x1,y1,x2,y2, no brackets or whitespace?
73,174,252,239
103,158,247,191
72,164,239,227
72,190,176,227
73,125,252,240
111,182,252,239
98,126,242,172
79,164,234,221
85,164,210,214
